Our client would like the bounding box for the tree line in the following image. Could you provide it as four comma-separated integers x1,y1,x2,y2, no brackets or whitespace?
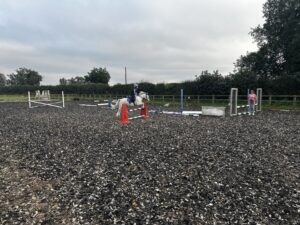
0,67,110,86
0,0,299,95
0,69,298,95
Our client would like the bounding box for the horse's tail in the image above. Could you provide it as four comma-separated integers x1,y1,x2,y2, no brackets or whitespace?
111,99,119,110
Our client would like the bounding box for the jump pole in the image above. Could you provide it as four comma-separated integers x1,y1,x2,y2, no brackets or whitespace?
230,88,262,116
28,91,65,108
29,101,64,108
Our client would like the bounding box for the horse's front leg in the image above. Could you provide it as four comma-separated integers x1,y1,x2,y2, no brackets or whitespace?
134,100,142,108
116,104,122,117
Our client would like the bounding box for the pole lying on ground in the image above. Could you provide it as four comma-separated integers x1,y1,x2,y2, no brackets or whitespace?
29,100,64,108
28,90,65,109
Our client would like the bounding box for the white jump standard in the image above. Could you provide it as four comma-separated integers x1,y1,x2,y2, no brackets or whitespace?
229,88,262,116
28,90,65,109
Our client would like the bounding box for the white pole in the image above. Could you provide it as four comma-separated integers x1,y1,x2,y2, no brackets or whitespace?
28,91,31,108
230,88,238,116
256,88,262,112
30,100,63,108
62,91,65,108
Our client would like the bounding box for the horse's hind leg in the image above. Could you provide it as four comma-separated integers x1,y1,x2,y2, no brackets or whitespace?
111,99,119,110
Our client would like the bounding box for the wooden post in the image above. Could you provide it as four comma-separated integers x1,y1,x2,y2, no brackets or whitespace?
212,95,215,104
293,95,297,106
269,95,272,105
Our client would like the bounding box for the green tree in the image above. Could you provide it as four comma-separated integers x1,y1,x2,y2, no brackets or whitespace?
230,70,259,93
250,0,300,75
8,68,42,86
59,78,68,85
0,73,6,86
194,70,229,94
272,73,300,94
60,76,86,85
85,67,110,84
71,76,85,84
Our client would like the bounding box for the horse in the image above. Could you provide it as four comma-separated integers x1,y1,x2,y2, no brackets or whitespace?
111,91,150,117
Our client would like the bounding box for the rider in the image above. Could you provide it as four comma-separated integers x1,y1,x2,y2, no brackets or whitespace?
129,83,139,106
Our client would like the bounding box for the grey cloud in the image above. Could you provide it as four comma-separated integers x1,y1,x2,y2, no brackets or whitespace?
0,0,265,84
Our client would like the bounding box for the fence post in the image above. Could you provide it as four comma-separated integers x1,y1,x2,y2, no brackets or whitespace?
293,95,297,106
162,95,165,102
212,95,215,104
269,95,272,105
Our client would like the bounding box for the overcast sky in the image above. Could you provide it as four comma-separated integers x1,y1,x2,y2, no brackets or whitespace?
0,0,265,85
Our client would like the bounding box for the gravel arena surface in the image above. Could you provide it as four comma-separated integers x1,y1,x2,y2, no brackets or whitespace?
0,102,299,225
